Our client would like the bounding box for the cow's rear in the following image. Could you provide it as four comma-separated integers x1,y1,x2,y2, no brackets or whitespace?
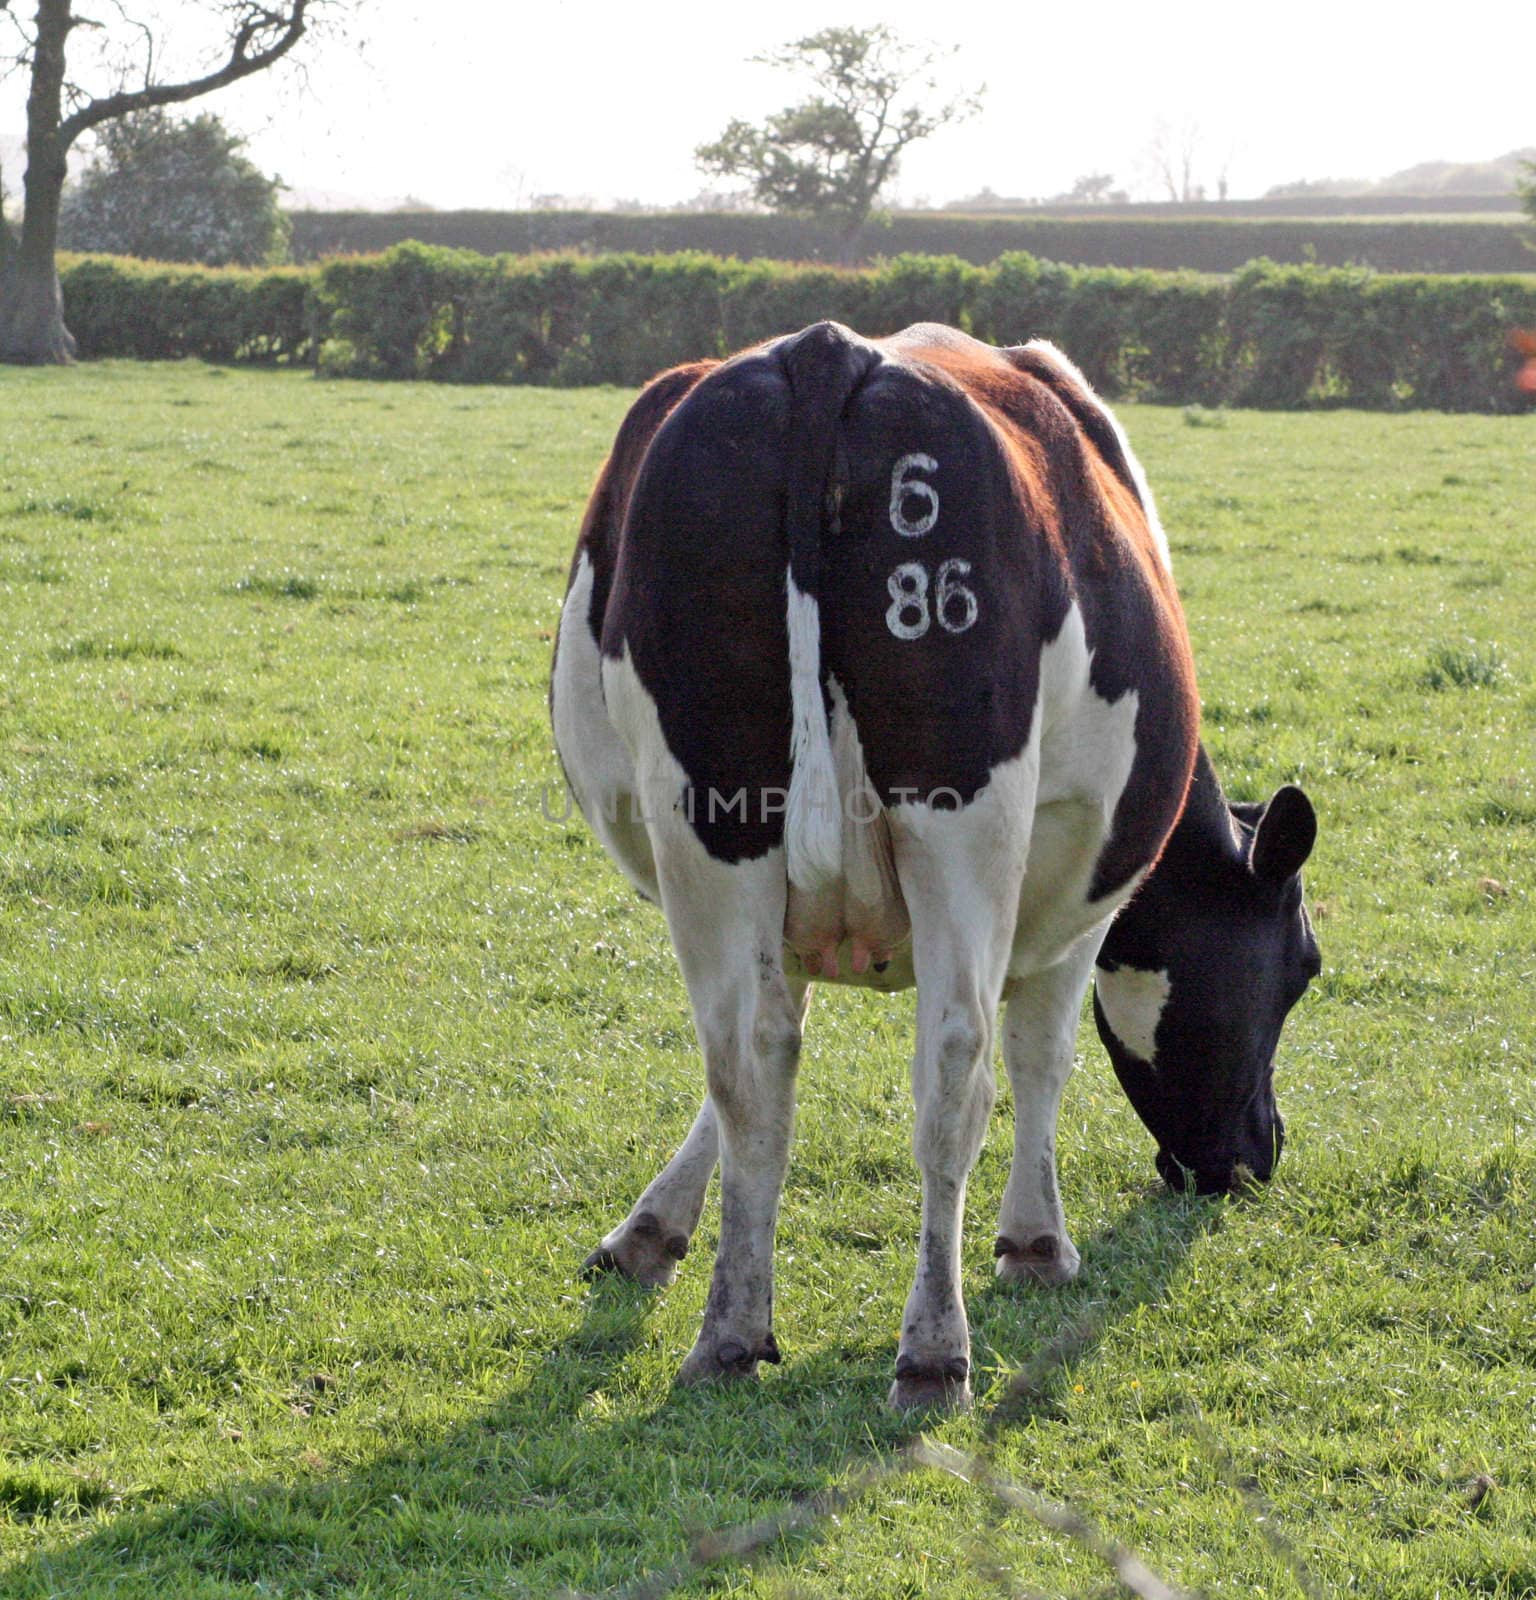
599,326,867,891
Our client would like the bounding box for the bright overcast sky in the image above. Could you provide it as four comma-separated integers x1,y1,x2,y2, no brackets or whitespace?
3,0,1533,208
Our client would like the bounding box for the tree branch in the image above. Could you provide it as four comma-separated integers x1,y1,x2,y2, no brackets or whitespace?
58,1,310,145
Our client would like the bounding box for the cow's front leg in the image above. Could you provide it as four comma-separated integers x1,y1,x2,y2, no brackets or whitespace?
583,1098,719,1288
994,929,1104,1286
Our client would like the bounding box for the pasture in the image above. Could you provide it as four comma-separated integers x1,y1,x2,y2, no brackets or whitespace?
0,362,1532,1597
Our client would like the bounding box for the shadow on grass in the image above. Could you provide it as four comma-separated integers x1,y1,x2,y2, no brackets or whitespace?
4,1191,1217,1598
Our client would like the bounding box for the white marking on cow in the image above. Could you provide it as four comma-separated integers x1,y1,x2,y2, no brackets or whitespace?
934,558,978,634
889,452,940,536
884,558,980,640
1019,339,1172,575
591,595,1154,1406
552,553,657,899
881,735,1040,1403
996,926,1106,1284
785,573,841,892
886,561,931,639
598,642,803,1388
1008,602,1142,975
1093,962,1171,1065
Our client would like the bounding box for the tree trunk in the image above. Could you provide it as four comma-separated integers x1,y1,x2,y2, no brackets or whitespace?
0,0,78,364
0,148,78,363
0,240,77,364
0,212,17,330
834,215,866,267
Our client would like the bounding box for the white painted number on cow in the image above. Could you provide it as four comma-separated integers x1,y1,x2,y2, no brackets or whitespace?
885,558,978,640
889,453,940,537
934,558,979,634
883,451,979,640
886,562,931,639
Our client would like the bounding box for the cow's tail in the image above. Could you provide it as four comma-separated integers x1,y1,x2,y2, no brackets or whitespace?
777,322,881,893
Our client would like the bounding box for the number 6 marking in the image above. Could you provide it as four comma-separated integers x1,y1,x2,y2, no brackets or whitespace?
934,558,979,634
889,453,939,537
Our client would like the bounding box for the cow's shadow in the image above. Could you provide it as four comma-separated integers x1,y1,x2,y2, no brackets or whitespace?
3,1190,1215,1596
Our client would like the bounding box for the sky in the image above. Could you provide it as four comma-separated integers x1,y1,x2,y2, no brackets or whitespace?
3,0,1533,209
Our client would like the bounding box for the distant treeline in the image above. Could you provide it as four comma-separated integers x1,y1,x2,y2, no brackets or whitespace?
59,245,1536,412
944,193,1524,217
285,209,1536,276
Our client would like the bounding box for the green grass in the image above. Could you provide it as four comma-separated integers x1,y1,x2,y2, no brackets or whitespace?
0,361,1533,1598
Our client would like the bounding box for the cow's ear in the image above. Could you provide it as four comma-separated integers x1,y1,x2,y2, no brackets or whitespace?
1250,786,1316,883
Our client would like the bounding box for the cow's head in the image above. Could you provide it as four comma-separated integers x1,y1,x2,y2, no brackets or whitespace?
1094,768,1320,1195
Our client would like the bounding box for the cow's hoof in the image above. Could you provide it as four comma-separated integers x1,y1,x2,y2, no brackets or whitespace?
675,1331,782,1388
580,1211,690,1289
888,1354,972,1413
993,1232,1080,1288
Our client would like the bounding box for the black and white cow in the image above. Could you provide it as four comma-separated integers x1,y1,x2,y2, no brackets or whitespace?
551,322,1319,1410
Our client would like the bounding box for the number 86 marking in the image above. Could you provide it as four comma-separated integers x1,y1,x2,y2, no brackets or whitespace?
886,559,979,640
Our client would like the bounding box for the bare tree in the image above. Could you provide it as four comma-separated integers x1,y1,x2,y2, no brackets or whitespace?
0,0,329,364
1143,117,1206,204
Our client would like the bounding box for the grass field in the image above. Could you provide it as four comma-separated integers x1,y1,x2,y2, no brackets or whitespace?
1,362,1533,1598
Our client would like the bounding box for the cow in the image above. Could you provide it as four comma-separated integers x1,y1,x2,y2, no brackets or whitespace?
550,321,1319,1411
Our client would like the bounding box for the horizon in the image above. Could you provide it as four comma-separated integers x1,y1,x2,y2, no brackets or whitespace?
2,1,1533,213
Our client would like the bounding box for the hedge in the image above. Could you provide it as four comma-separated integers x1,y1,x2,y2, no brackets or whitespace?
57,245,1536,412
58,255,315,364
287,208,1536,276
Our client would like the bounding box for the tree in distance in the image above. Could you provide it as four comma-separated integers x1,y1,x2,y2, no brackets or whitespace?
0,0,330,365
1058,172,1128,205
696,24,982,258
61,111,289,267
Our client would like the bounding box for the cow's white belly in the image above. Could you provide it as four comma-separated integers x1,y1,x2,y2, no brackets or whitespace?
557,587,1143,991
552,553,659,901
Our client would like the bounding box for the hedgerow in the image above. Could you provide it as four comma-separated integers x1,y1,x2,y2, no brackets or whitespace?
58,254,314,363
57,245,1536,411
285,207,1536,275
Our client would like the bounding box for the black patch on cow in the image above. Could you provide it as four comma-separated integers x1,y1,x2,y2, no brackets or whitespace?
601,349,802,862
549,361,712,797
777,322,883,603
566,361,715,658
819,357,1065,807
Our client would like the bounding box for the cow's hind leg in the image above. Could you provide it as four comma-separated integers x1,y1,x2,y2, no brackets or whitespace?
994,927,1104,1286
640,854,801,1387
889,797,1031,1412
583,979,808,1289
583,1098,719,1288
